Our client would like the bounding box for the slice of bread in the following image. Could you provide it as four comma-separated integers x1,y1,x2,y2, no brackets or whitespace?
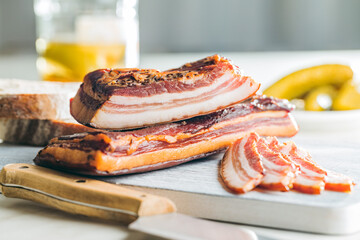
0,118,96,146
0,79,93,146
0,79,80,120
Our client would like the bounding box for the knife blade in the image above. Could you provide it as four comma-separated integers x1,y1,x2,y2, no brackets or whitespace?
0,163,257,240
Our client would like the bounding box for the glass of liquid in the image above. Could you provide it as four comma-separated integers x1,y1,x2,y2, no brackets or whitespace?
34,0,139,82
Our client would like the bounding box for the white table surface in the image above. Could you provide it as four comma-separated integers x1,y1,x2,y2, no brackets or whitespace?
1,51,360,240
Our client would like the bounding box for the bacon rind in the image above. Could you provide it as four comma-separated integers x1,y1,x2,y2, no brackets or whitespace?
34,96,298,176
70,55,261,130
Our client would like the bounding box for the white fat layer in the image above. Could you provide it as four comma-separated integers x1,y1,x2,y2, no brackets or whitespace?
92,80,259,129
295,175,325,187
222,151,249,189
238,135,262,179
262,172,280,184
261,162,292,184
262,171,296,186
261,156,285,171
109,72,234,104
325,170,353,184
262,172,288,184
301,167,324,178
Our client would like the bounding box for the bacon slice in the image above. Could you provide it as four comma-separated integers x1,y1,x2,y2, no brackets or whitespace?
221,133,298,193
325,171,355,193
288,143,355,193
269,139,326,194
220,133,264,193
256,138,298,191
34,96,298,176
70,55,260,130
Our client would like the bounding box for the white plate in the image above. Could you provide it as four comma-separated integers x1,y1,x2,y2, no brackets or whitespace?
292,109,360,131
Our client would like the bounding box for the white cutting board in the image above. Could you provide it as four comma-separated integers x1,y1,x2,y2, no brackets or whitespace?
0,136,359,235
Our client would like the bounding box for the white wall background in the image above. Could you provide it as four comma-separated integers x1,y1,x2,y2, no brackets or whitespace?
0,0,360,53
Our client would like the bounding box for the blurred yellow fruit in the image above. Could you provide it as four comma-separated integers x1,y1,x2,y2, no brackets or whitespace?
333,80,360,110
263,64,353,100
304,85,338,111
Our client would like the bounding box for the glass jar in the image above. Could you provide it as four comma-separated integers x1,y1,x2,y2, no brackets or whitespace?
34,0,139,82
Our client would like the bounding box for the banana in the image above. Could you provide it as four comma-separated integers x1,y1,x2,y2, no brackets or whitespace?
304,85,338,111
263,64,353,100
333,80,360,110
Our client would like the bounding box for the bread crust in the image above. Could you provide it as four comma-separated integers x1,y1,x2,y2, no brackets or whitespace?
0,79,80,120
0,94,68,119
0,118,96,146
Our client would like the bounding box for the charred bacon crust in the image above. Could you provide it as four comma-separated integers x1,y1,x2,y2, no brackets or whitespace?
78,85,105,111
82,54,234,97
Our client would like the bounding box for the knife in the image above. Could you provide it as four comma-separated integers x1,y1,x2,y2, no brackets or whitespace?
0,163,257,240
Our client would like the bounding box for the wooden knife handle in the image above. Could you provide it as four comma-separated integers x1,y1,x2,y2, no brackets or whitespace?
0,163,176,224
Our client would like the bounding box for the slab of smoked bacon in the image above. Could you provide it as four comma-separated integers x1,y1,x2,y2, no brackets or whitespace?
70,55,260,130
34,96,298,176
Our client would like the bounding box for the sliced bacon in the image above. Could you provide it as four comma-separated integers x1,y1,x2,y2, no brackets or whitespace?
70,55,260,130
284,142,355,193
269,140,326,194
256,138,298,191
221,133,298,193
222,135,354,195
220,133,264,193
34,96,298,176
324,171,355,193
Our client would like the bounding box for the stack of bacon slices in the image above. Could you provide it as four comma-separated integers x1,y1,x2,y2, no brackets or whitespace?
34,55,300,176
221,132,355,194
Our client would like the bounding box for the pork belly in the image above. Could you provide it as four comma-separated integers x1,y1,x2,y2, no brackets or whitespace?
34,96,298,176
70,55,260,129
